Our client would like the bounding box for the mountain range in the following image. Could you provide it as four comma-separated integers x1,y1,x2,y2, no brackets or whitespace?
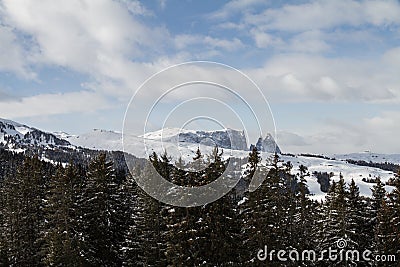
1,117,399,200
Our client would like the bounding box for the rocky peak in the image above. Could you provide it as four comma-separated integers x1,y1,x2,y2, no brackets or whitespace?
249,133,281,153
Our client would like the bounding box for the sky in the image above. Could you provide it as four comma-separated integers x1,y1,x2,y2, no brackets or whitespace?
0,0,400,154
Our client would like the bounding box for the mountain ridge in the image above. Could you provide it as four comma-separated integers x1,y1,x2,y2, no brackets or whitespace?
0,118,399,200
0,118,71,149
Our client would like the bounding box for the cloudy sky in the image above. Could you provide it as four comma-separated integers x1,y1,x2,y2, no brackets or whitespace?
0,0,400,154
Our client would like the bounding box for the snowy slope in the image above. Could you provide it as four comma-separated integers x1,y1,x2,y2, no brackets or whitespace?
0,118,70,149
1,118,398,200
66,128,398,200
65,129,123,151
332,152,400,164
278,154,396,201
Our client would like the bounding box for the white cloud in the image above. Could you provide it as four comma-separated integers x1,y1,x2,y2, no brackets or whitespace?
250,29,284,48
0,0,178,113
250,29,330,53
0,0,398,156
0,0,246,107
214,0,400,54
383,46,400,66
175,34,244,51
117,0,153,16
1,0,171,86
246,51,400,103
245,0,400,32
0,25,34,78
277,131,309,147
209,0,267,20
278,110,400,154
0,91,110,118
287,30,330,53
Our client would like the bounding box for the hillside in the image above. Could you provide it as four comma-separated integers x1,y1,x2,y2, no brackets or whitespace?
0,118,398,200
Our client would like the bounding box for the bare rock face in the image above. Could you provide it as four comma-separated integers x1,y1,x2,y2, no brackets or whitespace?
249,133,281,153
174,129,248,150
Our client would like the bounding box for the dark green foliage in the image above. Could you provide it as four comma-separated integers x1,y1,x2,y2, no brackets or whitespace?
43,163,84,266
0,148,399,266
1,155,51,266
78,153,128,266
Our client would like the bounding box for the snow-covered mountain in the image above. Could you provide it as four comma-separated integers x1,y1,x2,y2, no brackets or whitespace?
0,118,71,151
142,128,248,151
250,133,281,154
65,127,281,158
64,129,123,151
1,118,399,200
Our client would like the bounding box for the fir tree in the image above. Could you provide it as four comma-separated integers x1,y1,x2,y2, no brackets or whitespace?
385,176,400,255
241,153,287,265
244,146,261,184
43,163,84,266
375,198,397,255
293,165,314,251
1,156,47,266
164,148,241,265
346,179,370,264
369,177,387,250
78,153,127,266
127,160,167,266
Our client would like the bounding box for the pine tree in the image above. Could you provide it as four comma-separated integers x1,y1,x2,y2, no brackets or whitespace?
346,179,371,264
43,163,84,266
384,175,400,255
126,159,167,266
293,165,314,251
316,180,336,252
195,147,240,265
369,177,387,251
163,148,242,265
1,156,47,266
280,161,297,249
0,180,10,266
318,175,351,256
371,178,386,219
241,153,286,265
374,197,398,255
78,153,127,266
244,146,261,184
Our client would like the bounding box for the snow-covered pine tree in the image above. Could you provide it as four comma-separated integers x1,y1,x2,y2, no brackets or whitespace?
126,158,167,266
384,175,400,255
196,147,241,265
280,161,298,250
241,153,287,265
375,198,396,255
43,163,84,266
346,179,370,264
369,177,387,251
163,147,242,265
293,165,315,252
0,179,9,266
244,146,261,185
78,153,127,266
1,156,47,266
317,176,347,254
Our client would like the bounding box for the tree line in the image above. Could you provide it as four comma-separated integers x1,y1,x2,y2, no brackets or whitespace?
0,147,399,266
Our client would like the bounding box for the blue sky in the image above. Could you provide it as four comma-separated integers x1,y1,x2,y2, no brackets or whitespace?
1,0,400,153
